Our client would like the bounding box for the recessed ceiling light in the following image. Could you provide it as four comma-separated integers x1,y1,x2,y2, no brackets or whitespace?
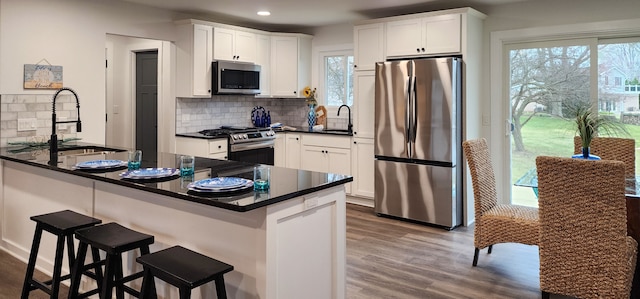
257,11,271,16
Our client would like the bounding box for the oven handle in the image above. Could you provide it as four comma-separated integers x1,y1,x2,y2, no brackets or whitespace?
230,140,275,152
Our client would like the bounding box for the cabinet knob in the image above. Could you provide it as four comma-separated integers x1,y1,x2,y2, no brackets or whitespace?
293,91,297,95
421,48,425,52
354,65,357,68
416,48,420,53
218,145,222,149
208,89,211,93
296,137,299,140
354,141,357,144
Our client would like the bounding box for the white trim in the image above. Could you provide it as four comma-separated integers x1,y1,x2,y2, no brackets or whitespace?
315,45,354,111
490,17,640,204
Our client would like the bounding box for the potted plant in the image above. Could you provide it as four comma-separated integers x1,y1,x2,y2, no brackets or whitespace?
571,102,629,159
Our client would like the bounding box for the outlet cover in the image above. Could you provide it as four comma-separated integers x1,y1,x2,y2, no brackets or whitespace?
17,118,38,131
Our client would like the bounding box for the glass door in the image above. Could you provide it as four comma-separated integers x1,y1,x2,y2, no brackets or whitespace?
506,39,593,207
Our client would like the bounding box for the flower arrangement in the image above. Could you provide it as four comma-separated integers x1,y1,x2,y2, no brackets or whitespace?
302,86,317,106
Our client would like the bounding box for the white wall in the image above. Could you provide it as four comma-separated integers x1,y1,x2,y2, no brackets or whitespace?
106,34,164,149
0,0,182,144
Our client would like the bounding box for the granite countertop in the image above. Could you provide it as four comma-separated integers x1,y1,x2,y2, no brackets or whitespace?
273,126,353,136
175,132,227,140
176,127,353,139
0,142,352,212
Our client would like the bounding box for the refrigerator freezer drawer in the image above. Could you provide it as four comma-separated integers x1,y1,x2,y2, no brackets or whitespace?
374,160,461,228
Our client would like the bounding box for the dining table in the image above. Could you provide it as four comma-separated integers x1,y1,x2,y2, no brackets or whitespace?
515,168,640,298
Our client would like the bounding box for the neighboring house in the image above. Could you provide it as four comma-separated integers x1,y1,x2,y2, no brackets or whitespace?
599,66,640,112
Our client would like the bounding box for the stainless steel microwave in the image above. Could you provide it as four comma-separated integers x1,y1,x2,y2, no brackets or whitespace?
212,60,261,95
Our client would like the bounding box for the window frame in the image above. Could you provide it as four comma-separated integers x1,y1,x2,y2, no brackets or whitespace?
490,19,640,206
317,47,354,117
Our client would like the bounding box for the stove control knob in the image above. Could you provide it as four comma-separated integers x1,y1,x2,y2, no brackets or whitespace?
243,134,248,139
232,135,239,140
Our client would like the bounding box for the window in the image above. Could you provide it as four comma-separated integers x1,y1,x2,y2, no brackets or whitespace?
322,51,354,107
506,37,640,207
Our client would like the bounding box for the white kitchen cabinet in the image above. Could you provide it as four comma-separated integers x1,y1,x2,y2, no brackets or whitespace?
353,71,375,139
385,14,461,57
213,27,256,63
175,136,228,160
353,23,384,71
176,22,213,97
301,135,351,193
270,34,312,97
274,133,285,167
255,33,271,96
351,138,374,199
285,133,302,169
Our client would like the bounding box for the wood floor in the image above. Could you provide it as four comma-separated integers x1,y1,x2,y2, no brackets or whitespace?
2,204,564,299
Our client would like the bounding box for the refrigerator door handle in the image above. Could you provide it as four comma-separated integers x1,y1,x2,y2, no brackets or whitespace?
411,75,418,145
405,75,412,159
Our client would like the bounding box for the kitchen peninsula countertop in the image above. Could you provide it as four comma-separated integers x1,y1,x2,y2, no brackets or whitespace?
0,142,352,212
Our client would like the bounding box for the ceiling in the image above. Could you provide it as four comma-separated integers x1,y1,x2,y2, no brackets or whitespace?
120,0,525,32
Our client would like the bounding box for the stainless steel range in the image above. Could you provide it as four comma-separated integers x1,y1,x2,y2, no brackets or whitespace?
199,126,276,165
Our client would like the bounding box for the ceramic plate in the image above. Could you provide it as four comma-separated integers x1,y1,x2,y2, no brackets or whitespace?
75,160,127,169
187,180,254,193
120,168,180,179
190,177,253,190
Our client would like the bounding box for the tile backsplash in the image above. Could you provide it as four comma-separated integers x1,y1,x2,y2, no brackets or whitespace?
0,93,351,147
1,94,78,147
176,95,349,133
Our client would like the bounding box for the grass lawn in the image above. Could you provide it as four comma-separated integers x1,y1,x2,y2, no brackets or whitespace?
510,113,640,206
511,113,640,184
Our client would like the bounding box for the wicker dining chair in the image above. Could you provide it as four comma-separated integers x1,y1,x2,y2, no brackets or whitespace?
536,156,638,299
573,136,636,178
462,138,539,266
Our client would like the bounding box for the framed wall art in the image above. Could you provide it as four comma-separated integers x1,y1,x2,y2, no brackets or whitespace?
23,59,63,89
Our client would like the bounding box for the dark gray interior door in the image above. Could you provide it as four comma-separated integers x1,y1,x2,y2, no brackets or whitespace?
136,51,158,163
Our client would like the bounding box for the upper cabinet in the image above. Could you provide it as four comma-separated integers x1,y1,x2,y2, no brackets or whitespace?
255,33,271,96
353,24,384,71
213,27,256,63
176,23,213,97
385,14,461,58
270,34,312,97
175,20,312,98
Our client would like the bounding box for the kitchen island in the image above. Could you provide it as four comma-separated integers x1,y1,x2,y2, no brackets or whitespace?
0,142,351,299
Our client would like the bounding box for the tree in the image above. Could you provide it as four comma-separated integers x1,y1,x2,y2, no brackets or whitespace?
509,45,590,152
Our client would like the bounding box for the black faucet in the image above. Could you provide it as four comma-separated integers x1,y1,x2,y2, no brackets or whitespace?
49,87,82,165
337,104,352,135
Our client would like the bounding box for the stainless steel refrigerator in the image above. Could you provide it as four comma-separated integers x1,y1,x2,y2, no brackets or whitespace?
374,57,462,229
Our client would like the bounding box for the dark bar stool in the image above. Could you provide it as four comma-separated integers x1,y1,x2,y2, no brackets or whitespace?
21,210,102,299
137,246,234,299
68,222,156,299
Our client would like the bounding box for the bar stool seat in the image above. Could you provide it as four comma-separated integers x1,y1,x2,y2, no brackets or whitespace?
69,222,156,299
21,210,102,299
137,246,234,299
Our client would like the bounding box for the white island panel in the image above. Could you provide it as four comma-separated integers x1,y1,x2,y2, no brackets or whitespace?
1,161,94,273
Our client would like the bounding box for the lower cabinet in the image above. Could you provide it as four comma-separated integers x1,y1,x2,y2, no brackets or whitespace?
285,133,302,169
351,137,374,199
175,136,228,159
301,134,351,193
274,134,286,167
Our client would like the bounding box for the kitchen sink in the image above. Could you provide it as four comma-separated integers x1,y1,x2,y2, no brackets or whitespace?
56,145,126,156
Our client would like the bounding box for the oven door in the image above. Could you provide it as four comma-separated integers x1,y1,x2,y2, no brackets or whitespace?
229,140,275,165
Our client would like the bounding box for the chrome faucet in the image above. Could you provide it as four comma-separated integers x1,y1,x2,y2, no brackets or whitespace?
337,104,353,135
50,87,82,165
